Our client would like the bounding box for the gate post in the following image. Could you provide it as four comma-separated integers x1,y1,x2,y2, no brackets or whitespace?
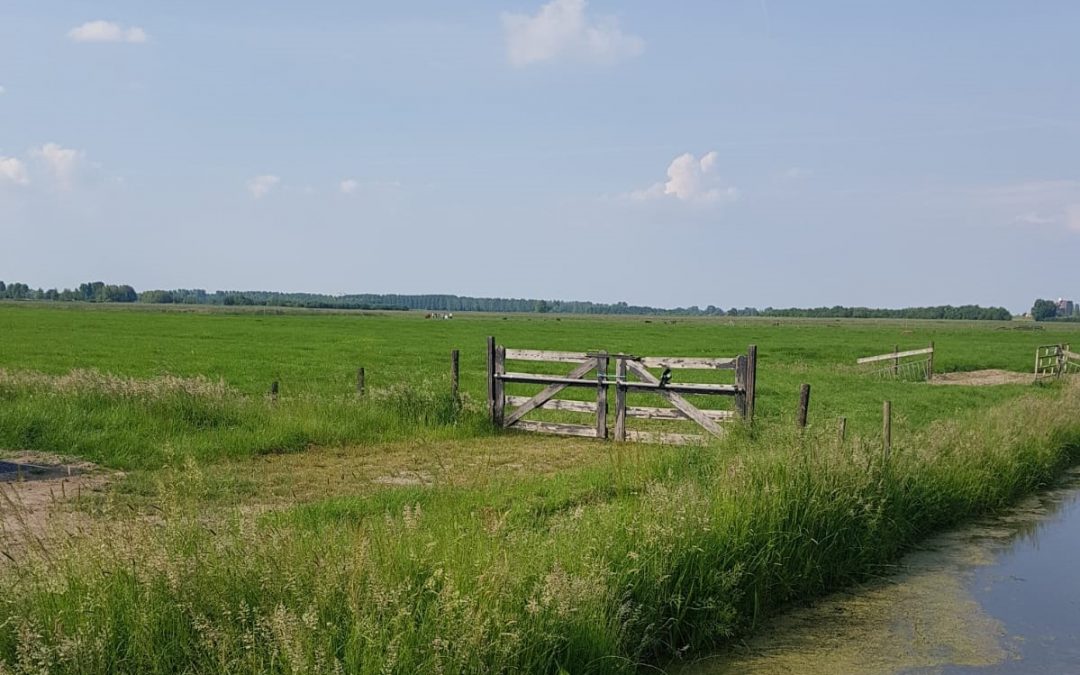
747,345,758,424
486,336,496,424
595,353,609,439
614,357,627,441
494,345,506,427
735,355,748,418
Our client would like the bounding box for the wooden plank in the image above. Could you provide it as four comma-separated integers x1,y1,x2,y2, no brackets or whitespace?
857,347,935,364
638,356,738,370
505,395,596,413
625,405,735,421
497,372,737,394
595,354,609,440
624,430,708,446
514,420,597,438
504,348,590,363
624,360,726,438
502,359,596,427
1064,350,1080,362
614,358,627,441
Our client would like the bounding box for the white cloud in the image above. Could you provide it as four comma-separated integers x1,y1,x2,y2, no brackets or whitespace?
978,180,1080,233
502,0,643,67
0,85,5,95
30,142,84,189
0,156,29,186
339,179,359,194
630,151,739,203
247,175,280,199
67,20,148,44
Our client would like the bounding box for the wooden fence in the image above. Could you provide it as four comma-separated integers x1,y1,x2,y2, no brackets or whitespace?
486,337,756,445
1035,344,1080,381
856,343,935,381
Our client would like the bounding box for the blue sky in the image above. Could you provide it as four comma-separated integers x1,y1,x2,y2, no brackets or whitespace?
1,1,1077,312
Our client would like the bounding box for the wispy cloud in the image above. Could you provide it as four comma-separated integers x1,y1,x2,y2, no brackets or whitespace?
0,156,29,186
339,179,359,194
29,143,84,189
246,175,280,199
502,0,643,67
630,151,739,204
67,20,148,44
977,180,1080,233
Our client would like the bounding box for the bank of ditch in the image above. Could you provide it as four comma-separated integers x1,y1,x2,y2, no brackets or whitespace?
1,378,1079,673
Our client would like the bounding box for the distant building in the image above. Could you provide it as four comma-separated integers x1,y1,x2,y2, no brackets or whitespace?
1057,298,1076,316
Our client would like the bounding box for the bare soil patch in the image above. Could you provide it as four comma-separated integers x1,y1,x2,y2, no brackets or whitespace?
0,451,116,552
929,370,1032,386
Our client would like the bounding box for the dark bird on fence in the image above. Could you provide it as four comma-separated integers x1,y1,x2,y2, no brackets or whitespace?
659,367,672,388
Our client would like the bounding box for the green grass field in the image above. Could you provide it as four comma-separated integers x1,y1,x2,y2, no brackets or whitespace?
2,302,1080,673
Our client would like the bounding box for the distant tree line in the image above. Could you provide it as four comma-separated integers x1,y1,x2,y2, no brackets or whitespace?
0,281,136,303
0,279,1014,320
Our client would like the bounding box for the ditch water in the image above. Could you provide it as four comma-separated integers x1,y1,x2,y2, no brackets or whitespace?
682,467,1080,674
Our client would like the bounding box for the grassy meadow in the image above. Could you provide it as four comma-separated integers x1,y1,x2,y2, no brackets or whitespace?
2,302,1080,673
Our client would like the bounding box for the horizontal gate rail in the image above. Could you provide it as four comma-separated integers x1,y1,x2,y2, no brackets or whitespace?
1036,344,1077,381
487,336,756,445
856,342,935,381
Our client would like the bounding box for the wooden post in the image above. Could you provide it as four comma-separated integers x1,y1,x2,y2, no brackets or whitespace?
746,345,757,424
270,380,279,403
1057,344,1065,379
356,367,365,396
595,353,609,439
614,357,627,441
450,349,460,402
734,355,748,418
486,336,496,424
893,344,899,377
797,383,811,429
926,341,934,381
883,400,892,459
837,416,847,443
494,345,506,427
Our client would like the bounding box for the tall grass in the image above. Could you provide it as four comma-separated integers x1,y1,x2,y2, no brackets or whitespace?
3,381,1079,673
0,369,485,469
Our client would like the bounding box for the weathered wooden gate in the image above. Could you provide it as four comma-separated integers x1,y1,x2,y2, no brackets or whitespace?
486,337,756,445
1035,344,1080,381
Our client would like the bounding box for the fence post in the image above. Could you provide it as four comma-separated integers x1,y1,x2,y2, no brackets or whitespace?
926,341,934,381
486,336,497,425
494,345,506,427
356,367,365,396
270,380,279,404
595,353,609,439
883,400,892,459
450,349,460,402
797,383,811,429
614,357,627,441
746,345,757,424
893,344,899,377
837,416,847,443
1057,344,1065,379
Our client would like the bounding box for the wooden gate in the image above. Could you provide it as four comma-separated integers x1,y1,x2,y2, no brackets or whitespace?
1035,344,1080,381
485,337,756,445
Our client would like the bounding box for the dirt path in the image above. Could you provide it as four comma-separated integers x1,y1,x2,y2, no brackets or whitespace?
929,370,1033,386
